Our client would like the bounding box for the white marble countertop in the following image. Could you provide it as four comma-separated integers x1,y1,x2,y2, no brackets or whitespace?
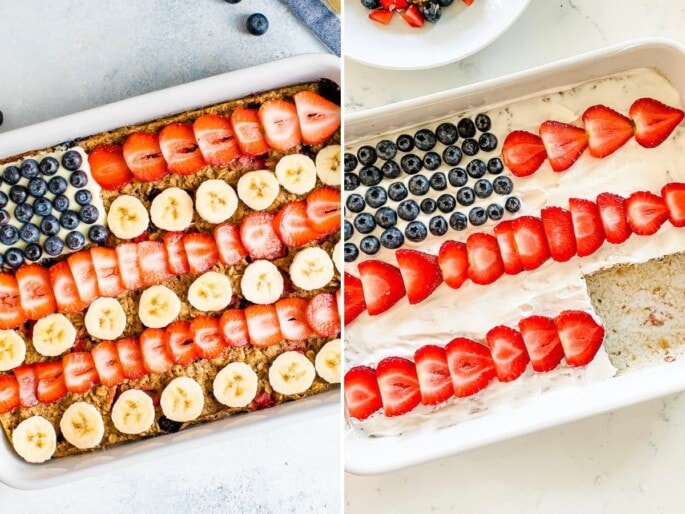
0,1,340,511
345,0,685,512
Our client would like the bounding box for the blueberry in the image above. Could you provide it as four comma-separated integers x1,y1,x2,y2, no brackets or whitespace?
375,207,397,228
429,172,447,191
79,205,99,224
45,236,65,256
450,212,468,231
354,212,376,234
39,157,59,176
61,150,83,172
423,152,441,171
88,225,108,245
28,177,47,198
0,210,8,226
246,13,269,35
400,154,422,175
466,159,486,178
2,166,20,185
0,191,7,209
4,248,24,268
376,140,397,161
505,196,521,213
9,185,28,204
225,0,242,3
437,194,456,213
344,243,359,262
70,170,88,187
397,200,419,221
20,159,40,179
158,417,182,434
360,235,381,255
405,221,428,242
443,146,463,166
479,133,498,152
493,176,513,195
429,216,448,236
359,166,382,186
60,210,80,230
420,1,442,22
380,227,404,249
361,0,380,8
48,176,68,195
14,203,33,223
487,203,504,221
344,220,354,241
344,173,360,191
438,0,454,5
414,129,437,151
456,187,475,206
381,160,401,179
0,225,19,245
420,198,437,214
344,153,358,172
487,158,504,175
53,194,70,212
469,207,488,226
388,182,408,202
75,189,92,206
396,134,414,152
40,215,60,236
458,118,476,139
436,122,458,145
365,186,387,208
474,179,493,198
24,243,42,262
346,193,366,213
462,138,479,156
65,231,86,250
20,223,40,243
408,175,430,196
448,167,468,187
357,145,377,166
473,113,490,132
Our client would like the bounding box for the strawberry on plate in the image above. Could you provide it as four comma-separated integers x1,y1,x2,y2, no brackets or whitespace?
258,99,302,152
540,207,576,262
293,91,341,146
68,250,101,304
219,309,250,347
91,341,126,387
401,5,424,27
582,104,634,158
137,241,175,286
485,325,530,382
518,315,564,372
376,356,422,417
166,320,200,366
213,223,248,266
438,240,469,288
344,273,366,325
122,132,168,182
231,107,269,156
661,183,685,227
193,114,241,165
306,292,341,338
414,345,453,406
115,243,144,291
0,375,19,414
344,366,382,421
190,316,227,359
512,216,550,271
369,9,394,25
139,328,175,374
539,121,588,172
35,361,68,404
163,231,191,275
555,310,605,367
63,352,100,394
88,144,133,190
90,247,126,297
182,233,219,275
358,260,406,316
396,249,443,304
381,0,408,9
245,304,283,347
273,201,321,248
158,123,206,175
629,98,684,148
625,191,669,236
596,192,632,244
0,273,26,329
276,297,314,341
466,233,504,286
49,262,87,315
116,338,147,380
445,337,496,397
16,264,57,320
501,130,547,177
569,198,605,257
240,211,287,260
493,221,524,275
13,365,39,408
306,187,341,235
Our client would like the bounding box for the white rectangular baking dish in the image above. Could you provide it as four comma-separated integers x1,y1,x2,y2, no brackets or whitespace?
344,38,685,475
0,53,340,490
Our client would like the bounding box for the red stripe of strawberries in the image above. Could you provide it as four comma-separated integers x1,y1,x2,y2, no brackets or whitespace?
88,91,341,191
344,309,605,420
502,98,684,177
0,291,340,415
344,182,685,323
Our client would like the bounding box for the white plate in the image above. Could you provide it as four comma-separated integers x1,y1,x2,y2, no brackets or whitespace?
344,0,532,70
0,53,340,490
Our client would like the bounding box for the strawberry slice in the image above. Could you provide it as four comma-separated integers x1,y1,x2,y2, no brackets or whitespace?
139,328,175,374
115,243,144,291
167,320,201,365
0,273,26,329
258,99,302,152
414,345,453,405
193,114,241,165
137,240,175,286
493,221,524,275
376,356,421,417
219,309,250,347
662,182,685,227
163,231,190,275
306,187,341,235
343,273,366,325
16,264,57,320
13,365,38,408
485,325,530,382
381,0,408,8
91,341,126,387
625,191,669,236
158,123,206,175
396,249,443,304
344,366,382,420
122,132,168,182
555,310,605,367
48,262,87,315
539,121,588,172
569,198,605,257
401,5,424,27
293,91,341,146
68,251,101,304
501,131,547,177
596,192,631,244
273,201,321,248
369,9,394,25
116,338,146,379
90,247,126,297
0,375,19,414
240,211,286,260
582,104,634,158
231,107,269,156
213,223,248,266
245,304,283,347
35,361,67,404
190,316,227,359
512,216,550,271
63,352,100,394
466,233,504,286
540,207,577,262
444,337,496,397
518,315,564,372
358,260,406,316
438,240,469,287
182,233,219,274
306,292,341,338
629,97,684,148
276,297,314,341
88,144,133,190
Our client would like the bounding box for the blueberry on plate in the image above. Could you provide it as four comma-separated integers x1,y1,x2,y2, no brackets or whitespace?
357,145,377,166
79,205,99,224
429,172,447,191
344,173,360,191
24,243,42,262
344,153,358,173
475,113,491,132
375,207,397,228
360,235,381,255
45,235,65,256
461,138,479,156
376,140,397,161
469,206,488,226
380,227,404,249
408,175,430,196
438,0,454,5
70,170,88,188
41,215,61,236
0,191,7,209
48,176,68,195
65,231,86,251
493,176,513,195
246,13,269,36
381,160,401,179
359,166,382,186
473,179,493,198
88,225,108,245
479,133,498,152
28,177,47,198
0,210,9,226
400,154,423,175
423,152,441,171
60,210,80,230
420,2,442,23
420,198,437,214
443,146,463,166
4,248,24,268
487,203,504,221
437,194,456,213
354,212,376,234
449,212,468,231
397,200,420,221
487,157,504,175
405,221,427,242
9,185,28,204
39,157,59,176
436,122,458,145
457,118,476,139
33,197,52,217
344,243,359,262
346,193,365,213
61,150,83,172
20,159,40,179
505,196,521,213
466,159,486,178
456,187,475,206
75,189,93,206
0,225,19,245
414,129,437,151
388,182,408,202
429,216,448,236
2,166,21,185
448,167,468,188
19,223,40,243
396,134,415,153
53,194,70,212
365,186,387,209
361,0,380,8
14,203,33,224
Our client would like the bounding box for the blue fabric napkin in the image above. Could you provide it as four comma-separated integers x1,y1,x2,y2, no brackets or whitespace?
282,0,341,57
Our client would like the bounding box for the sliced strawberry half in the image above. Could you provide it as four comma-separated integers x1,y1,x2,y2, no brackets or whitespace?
369,9,394,25
88,144,133,190
494,220,524,275
401,5,424,27
137,241,175,286
182,233,219,275
501,130,547,177
13,365,38,408
163,231,190,275
219,309,250,347
625,191,669,236
139,328,175,374
540,207,576,262
414,345,453,405
518,315,564,372
485,325,530,382
240,211,287,260
245,304,283,347
273,201,321,248
539,121,588,172
167,320,201,365
122,132,168,182
306,187,341,235
629,97,684,148
258,99,302,152
569,198,605,257
68,250,101,304
193,114,241,165
376,356,422,417
115,243,144,291
35,361,68,404
512,216,550,271
293,91,341,146
63,352,100,394
231,107,269,156
214,223,248,266
0,375,19,414
116,338,147,380
158,123,206,175
0,273,26,329
91,341,126,387
596,192,631,244
344,366,382,420
466,233,504,286
445,337,496,397
344,273,366,325
16,264,57,320
48,262,87,315
358,260,406,316
582,104,634,158
555,310,605,367
190,316,227,359
438,240,469,288
381,0,408,8
90,247,126,297
662,182,685,227
276,297,314,341
305,292,340,337
396,249,443,304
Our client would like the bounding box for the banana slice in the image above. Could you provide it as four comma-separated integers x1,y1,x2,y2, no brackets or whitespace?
149,187,194,232
268,351,316,395
332,240,342,274
111,389,156,435
160,376,205,422
84,297,127,340
12,416,56,463
188,271,233,312
275,154,317,195
60,402,105,450
107,195,150,240
289,247,334,291
0,330,26,371
138,285,181,328
237,170,280,211
213,362,259,408
32,313,76,357
195,179,238,224
315,339,341,384
240,260,284,305
315,145,341,186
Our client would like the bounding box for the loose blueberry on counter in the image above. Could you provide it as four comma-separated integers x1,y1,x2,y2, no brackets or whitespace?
487,203,504,221
381,160,401,179
408,175,430,196
380,227,404,250
436,122,458,145
414,129,437,151
400,154,422,175
420,198,437,214
20,159,40,179
28,177,47,198
479,133,498,152
443,146,463,166
429,172,447,191
354,212,376,234
388,182,408,202
376,140,397,161
405,221,428,242
0,192,7,210
344,173,360,191
14,203,33,224
66,231,86,251
19,223,40,243
493,176,513,195
79,205,99,224
450,212,468,231
458,118,476,139
70,170,88,188
423,152,441,171
361,0,380,8
33,197,52,217
344,243,359,262
225,0,242,3
487,157,504,175
0,225,19,245
437,193,456,213
61,150,82,172
88,225,108,245
505,196,521,213
398,200,420,221
360,235,381,255
24,243,42,262
357,145,377,166
40,215,60,236
396,134,415,152
359,166,382,186
53,195,69,212
75,189,93,206
475,113,491,132
45,236,65,256
438,0,454,5
461,138,479,156
344,153,358,173
246,13,269,36
429,216,448,236
473,179,493,199
466,159,486,179
48,176,68,195
9,185,28,204
60,211,80,230
0,210,8,226
448,167,468,188
375,207,397,228
4,248,24,268
365,186,387,208
456,187,475,206
39,157,59,176
346,193,366,213
469,207,487,226
2,166,20,185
